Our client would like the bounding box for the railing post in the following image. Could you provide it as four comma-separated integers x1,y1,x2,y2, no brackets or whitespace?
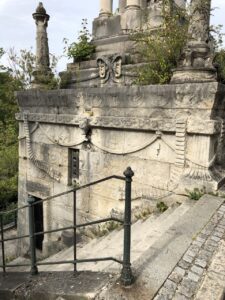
0,214,6,273
73,190,77,272
28,195,38,275
15,210,17,228
120,167,134,286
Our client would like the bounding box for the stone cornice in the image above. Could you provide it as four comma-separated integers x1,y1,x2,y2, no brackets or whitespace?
15,113,221,135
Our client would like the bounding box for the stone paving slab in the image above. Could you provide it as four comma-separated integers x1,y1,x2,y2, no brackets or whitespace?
135,195,224,299
194,240,225,300
154,199,225,300
0,271,113,300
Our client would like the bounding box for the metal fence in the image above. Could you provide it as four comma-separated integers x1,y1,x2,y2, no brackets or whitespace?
0,167,134,286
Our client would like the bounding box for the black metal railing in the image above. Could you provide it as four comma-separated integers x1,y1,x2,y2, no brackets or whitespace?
0,167,134,286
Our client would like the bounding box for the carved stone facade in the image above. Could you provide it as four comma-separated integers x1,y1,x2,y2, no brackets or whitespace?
16,1,225,256
16,82,225,255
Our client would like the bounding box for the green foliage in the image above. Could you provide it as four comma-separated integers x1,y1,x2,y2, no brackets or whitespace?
2,202,17,226
0,56,20,211
64,19,95,62
134,206,152,220
7,47,60,89
214,49,225,84
132,2,188,84
156,201,168,213
186,187,206,201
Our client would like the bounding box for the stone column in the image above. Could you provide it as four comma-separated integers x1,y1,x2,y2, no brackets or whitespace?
126,0,140,9
119,0,127,13
171,0,217,83
99,0,113,17
122,0,141,30
32,2,52,88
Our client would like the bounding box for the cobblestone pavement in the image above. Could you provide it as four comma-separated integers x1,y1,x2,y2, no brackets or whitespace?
154,202,225,300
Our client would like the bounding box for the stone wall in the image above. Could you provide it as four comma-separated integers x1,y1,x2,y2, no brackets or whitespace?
16,82,225,254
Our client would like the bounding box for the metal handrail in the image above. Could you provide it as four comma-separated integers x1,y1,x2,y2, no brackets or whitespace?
0,175,125,216
0,167,134,286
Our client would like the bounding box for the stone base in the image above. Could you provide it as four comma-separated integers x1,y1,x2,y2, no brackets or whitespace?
171,67,217,84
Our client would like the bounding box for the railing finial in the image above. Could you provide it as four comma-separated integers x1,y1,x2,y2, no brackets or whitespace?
123,166,134,178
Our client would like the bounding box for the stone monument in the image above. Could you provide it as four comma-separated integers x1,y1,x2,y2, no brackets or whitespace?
15,1,225,256
32,2,53,88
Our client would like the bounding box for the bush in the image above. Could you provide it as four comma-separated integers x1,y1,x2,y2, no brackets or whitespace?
131,2,188,84
64,19,95,62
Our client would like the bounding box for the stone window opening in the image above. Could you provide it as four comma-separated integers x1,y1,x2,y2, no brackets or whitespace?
69,149,80,185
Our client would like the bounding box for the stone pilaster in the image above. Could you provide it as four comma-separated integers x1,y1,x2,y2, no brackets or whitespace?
171,0,217,83
99,0,113,17
32,2,53,88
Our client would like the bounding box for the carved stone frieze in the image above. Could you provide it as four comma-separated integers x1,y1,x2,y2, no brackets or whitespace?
16,112,222,135
97,54,123,83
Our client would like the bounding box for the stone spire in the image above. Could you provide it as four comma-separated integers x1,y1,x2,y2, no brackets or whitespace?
32,2,53,88
171,0,217,83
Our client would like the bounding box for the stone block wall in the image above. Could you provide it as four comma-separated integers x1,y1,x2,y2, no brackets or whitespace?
16,82,225,254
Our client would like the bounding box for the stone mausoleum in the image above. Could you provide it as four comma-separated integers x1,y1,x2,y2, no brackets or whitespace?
16,0,225,255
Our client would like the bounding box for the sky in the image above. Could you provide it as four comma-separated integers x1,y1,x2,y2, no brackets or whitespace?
0,0,225,73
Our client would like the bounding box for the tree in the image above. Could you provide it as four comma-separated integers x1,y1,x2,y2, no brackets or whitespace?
7,47,60,89
0,48,21,211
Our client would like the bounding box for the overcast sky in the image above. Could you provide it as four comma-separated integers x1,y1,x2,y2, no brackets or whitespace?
0,0,224,72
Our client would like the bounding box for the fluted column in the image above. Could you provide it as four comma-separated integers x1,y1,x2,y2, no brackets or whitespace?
99,0,113,17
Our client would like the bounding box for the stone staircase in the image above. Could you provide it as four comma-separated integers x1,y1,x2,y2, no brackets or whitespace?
35,199,194,273
4,195,225,300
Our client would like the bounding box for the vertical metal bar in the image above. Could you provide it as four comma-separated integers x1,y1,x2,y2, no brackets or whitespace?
15,210,17,228
120,167,134,286
73,190,77,272
28,196,38,275
0,215,6,273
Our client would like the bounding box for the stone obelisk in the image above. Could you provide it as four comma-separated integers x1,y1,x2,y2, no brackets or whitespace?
171,0,217,83
32,2,53,88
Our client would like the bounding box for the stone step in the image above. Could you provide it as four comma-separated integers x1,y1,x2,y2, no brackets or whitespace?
132,195,225,299
38,201,192,273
